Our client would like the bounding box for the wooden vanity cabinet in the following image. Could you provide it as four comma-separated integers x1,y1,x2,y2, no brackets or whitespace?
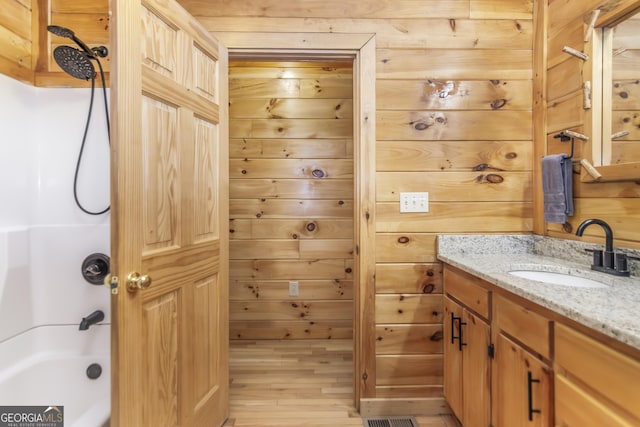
443,268,491,427
492,295,553,427
554,323,640,426
443,264,640,427
443,265,553,427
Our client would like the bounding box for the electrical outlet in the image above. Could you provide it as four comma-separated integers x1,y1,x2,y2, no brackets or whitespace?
400,192,429,213
289,281,299,297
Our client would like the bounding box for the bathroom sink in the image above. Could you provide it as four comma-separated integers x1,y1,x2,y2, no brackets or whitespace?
508,270,609,289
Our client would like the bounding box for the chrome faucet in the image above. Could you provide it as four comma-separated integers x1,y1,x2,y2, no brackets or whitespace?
79,310,104,330
575,219,630,276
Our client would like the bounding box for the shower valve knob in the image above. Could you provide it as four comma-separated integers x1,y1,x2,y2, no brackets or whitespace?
126,272,152,293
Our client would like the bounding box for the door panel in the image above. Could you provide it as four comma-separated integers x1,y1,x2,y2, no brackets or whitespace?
141,96,179,249
111,0,228,425
494,334,552,427
194,118,220,240
443,296,463,420
192,276,220,402
142,292,179,426
462,309,490,427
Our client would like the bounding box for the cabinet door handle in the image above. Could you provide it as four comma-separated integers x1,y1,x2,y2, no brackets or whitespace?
450,312,460,344
450,312,467,351
458,317,467,351
527,371,541,421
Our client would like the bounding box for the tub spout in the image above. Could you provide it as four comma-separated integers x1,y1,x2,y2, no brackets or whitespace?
79,310,104,331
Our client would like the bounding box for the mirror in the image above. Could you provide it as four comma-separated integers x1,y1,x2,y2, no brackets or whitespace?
601,9,640,166
583,1,640,182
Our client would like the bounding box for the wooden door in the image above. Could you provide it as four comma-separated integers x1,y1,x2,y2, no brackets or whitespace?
110,0,229,426
494,334,552,427
462,309,490,427
443,296,463,421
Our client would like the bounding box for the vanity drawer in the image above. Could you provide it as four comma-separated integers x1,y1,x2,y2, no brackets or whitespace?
494,294,551,359
443,266,490,320
555,323,640,421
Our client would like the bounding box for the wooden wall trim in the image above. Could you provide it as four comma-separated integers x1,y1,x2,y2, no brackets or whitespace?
359,397,450,417
216,31,373,51
34,0,47,74
533,0,548,234
355,36,377,403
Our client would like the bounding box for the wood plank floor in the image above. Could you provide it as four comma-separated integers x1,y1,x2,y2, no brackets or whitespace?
225,339,460,427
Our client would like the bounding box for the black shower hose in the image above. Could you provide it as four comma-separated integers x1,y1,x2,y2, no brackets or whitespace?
74,57,110,215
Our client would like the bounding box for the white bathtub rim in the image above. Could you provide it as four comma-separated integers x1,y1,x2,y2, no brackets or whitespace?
0,322,111,345
0,324,110,377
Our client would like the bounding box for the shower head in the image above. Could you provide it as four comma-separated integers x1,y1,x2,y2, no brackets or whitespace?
47,25,99,59
47,25,75,39
52,46,96,80
47,25,109,79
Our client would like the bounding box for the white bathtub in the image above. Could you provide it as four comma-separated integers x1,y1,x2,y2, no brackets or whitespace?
0,325,110,427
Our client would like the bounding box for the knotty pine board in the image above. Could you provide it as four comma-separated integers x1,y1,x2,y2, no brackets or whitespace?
376,140,532,171
229,61,354,340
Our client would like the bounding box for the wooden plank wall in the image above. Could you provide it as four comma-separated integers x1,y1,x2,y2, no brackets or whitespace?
0,0,33,83
40,0,110,87
228,61,355,340
183,0,536,399
545,0,640,248
0,0,110,87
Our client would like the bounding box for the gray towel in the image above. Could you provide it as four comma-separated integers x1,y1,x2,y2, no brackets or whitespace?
542,154,574,224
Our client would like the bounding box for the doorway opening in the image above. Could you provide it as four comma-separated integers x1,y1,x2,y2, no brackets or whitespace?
228,58,355,340
222,34,377,411
227,58,357,418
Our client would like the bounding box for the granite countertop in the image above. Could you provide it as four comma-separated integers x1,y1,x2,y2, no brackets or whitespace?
437,234,640,351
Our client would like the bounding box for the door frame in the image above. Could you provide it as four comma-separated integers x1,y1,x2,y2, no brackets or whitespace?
218,32,377,406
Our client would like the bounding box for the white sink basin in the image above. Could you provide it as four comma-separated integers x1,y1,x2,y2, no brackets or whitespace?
508,270,609,289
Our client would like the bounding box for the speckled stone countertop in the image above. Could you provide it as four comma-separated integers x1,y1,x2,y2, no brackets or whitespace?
437,234,640,351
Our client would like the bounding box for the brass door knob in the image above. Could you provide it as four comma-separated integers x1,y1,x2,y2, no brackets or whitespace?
126,272,152,292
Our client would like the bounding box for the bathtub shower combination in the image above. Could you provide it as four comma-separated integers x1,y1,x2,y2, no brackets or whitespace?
0,27,111,427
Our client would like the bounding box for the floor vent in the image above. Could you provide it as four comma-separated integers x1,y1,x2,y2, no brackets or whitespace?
363,417,418,427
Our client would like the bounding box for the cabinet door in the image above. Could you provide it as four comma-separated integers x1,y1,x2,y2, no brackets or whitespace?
556,374,637,426
555,323,640,426
462,309,490,427
444,296,463,420
494,334,552,427
555,323,640,422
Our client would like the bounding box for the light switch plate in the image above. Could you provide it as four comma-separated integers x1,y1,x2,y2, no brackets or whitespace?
400,192,429,213
289,281,299,297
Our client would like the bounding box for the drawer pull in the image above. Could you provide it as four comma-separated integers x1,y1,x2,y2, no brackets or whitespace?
527,371,542,421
